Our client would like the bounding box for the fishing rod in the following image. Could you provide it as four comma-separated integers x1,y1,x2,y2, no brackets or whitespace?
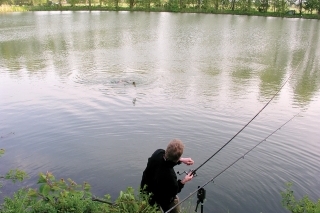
189,69,297,176
189,40,310,176
166,113,299,213
92,196,115,206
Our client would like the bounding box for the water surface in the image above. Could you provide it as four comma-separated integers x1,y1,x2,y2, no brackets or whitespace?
0,11,320,213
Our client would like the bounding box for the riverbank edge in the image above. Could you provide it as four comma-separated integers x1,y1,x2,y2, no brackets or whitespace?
1,5,320,19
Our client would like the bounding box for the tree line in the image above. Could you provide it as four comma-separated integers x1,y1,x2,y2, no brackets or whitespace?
1,0,320,17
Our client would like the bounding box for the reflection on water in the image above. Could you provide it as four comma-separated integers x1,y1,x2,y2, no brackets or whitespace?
293,22,320,107
0,12,320,213
1,13,319,106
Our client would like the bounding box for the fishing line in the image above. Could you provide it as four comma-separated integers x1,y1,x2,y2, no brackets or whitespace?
165,113,299,213
191,68,299,176
190,40,310,176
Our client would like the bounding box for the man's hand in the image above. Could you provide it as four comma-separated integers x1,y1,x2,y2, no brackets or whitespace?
180,157,194,166
181,172,193,184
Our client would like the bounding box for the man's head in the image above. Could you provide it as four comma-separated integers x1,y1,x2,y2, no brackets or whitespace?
165,139,184,162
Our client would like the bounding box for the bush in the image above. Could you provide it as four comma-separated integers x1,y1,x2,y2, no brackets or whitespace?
1,149,188,213
281,182,320,213
0,171,160,213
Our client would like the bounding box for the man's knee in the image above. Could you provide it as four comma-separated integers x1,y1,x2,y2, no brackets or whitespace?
168,196,180,213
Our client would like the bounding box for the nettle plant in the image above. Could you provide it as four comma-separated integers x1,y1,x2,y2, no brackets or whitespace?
0,167,160,213
281,182,320,213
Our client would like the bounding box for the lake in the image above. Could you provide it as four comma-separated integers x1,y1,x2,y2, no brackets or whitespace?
0,11,319,213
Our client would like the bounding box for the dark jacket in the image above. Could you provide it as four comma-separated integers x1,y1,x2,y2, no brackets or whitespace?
141,149,184,211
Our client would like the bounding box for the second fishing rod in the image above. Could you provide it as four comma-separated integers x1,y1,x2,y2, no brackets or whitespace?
184,68,297,177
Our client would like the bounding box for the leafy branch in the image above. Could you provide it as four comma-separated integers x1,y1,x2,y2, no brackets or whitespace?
0,149,28,194
281,182,320,213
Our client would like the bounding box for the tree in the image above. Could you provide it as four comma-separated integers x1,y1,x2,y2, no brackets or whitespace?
272,0,288,14
261,0,269,12
70,0,76,6
128,0,135,8
304,0,317,13
305,0,320,13
279,0,288,14
231,0,235,10
201,0,211,10
255,0,269,12
237,0,248,11
179,0,186,9
220,0,230,10
247,0,252,11
213,0,220,10
298,0,303,14
145,0,150,10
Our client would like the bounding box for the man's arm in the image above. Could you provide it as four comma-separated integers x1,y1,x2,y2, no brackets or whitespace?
179,157,194,165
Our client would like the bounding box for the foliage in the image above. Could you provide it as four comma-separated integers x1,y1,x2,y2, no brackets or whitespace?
0,149,28,192
281,182,320,213
4,169,28,183
4,148,320,213
0,149,159,212
0,171,161,213
254,0,269,12
0,4,26,10
304,0,320,14
271,0,288,15
236,0,252,12
1,0,320,19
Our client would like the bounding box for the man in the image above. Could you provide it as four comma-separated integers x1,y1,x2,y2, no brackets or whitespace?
141,139,194,213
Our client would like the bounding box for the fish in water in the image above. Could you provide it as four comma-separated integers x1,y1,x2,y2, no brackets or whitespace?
111,80,136,87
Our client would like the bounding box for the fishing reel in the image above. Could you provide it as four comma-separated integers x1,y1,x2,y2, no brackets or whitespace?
176,169,197,177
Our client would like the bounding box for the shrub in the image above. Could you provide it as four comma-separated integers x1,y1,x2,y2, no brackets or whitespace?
0,171,160,213
281,182,320,213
